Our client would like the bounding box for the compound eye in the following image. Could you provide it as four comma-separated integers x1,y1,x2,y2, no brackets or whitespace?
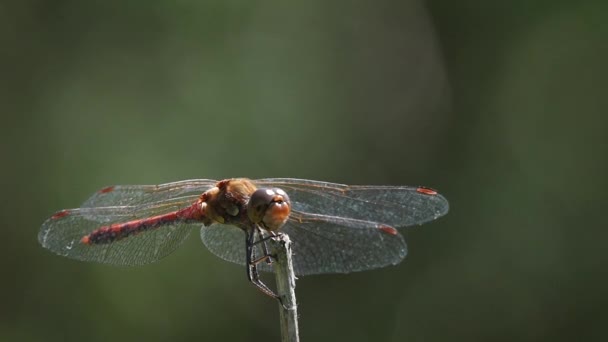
247,188,291,231
247,189,274,224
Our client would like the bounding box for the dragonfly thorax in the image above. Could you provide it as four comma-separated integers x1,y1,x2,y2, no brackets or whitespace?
199,179,254,228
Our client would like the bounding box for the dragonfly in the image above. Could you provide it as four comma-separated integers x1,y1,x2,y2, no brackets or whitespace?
39,178,449,298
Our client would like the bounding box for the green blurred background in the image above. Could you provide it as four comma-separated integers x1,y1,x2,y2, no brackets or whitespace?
3,1,607,341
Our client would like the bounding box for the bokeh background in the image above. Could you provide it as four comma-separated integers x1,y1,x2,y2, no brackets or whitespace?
3,1,607,341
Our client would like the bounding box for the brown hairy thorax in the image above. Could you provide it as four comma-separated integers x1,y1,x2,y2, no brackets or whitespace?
200,178,258,230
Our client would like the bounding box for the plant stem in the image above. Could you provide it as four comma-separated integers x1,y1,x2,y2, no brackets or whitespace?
272,234,300,342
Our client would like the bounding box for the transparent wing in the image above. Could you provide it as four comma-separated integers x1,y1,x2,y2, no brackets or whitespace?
200,223,250,270
284,211,407,275
200,210,407,276
39,204,200,266
81,179,217,208
254,178,449,228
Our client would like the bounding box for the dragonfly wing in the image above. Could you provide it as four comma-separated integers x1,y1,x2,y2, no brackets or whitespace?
284,211,407,276
200,212,407,276
80,196,200,222
254,178,449,228
200,224,247,268
39,206,198,266
82,179,217,208
199,224,276,272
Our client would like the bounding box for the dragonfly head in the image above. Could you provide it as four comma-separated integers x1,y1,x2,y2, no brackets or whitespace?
247,188,291,231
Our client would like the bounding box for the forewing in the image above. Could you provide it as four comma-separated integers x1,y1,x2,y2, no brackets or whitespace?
254,178,449,228
82,179,217,208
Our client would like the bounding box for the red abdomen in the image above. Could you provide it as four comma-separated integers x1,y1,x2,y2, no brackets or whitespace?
81,202,203,245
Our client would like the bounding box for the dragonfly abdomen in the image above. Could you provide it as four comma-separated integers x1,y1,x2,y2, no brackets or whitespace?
81,211,183,245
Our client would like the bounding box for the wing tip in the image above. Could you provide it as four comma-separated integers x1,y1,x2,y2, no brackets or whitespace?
50,209,71,220
378,224,399,236
99,186,116,194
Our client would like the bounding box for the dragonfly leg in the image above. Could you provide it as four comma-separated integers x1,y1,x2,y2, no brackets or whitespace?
259,228,276,265
251,254,272,265
252,229,281,265
250,227,271,265
246,227,278,299
251,229,280,245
